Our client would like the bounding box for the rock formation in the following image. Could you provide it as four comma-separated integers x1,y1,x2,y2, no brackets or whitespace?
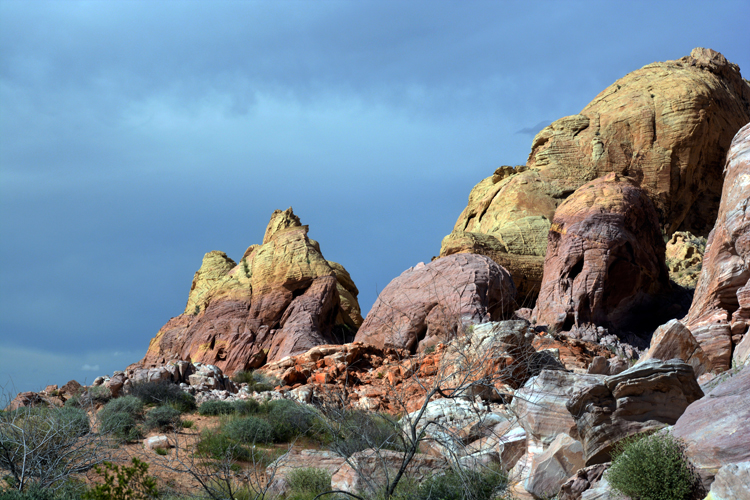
440,48,750,300
665,231,706,288
684,123,750,371
567,359,704,466
532,173,669,333
637,319,708,377
140,208,362,375
354,254,516,353
673,366,750,488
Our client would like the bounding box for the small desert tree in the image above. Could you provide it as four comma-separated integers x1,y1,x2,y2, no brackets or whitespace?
0,392,112,493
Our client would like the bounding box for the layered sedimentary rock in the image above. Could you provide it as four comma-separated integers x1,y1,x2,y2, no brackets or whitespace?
440,48,750,299
567,359,703,466
684,123,750,371
532,173,669,332
354,254,516,353
141,208,362,374
673,366,750,488
637,319,708,377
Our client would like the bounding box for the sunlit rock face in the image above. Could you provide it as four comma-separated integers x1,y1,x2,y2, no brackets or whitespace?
441,48,750,300
140,207,363,375
683,123,750,371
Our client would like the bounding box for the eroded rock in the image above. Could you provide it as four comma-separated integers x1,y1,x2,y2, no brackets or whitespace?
354,254,516,353
533,173,668,334
568,359,703,465
684,123,750,371
140,208,362,375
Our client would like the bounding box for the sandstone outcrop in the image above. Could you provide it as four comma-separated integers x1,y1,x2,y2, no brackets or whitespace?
559,463,609,500
440,49,750,300
510,370,604,445
567,359,704,466
665,231,706,288
140,208,362,375
673,366,750,488
524,433,585,498
637,319,708,377
354,254,516,353
705,462,750,500
532,173,669,333
684,123,750,371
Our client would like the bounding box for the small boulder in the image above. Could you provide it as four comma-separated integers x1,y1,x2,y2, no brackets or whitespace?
524,433,585,498
638,319,709,377
144,435,170,451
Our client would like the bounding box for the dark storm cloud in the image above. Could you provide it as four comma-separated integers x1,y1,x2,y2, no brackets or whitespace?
1,0,749,392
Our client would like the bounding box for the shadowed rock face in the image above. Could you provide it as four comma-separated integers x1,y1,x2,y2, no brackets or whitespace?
353,254,517,353
532,173,669,333
567,359,703,466
684,123,750,371
441,48,750,300
140,208,363,375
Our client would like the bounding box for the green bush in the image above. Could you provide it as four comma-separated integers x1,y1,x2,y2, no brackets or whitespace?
87,386,113,405
286,467,332,500
55,406,90,437
232,370,277,392
82,458,158,500
98,396,144,442
331,410,403,457
607,432,704,500
411,467,507,500
0,484,84,500
223,416,274,444
195,430,250,461
143,405,182,431
232,398,260,415
198,400,235,416
266,399,317,442
128,380,196,413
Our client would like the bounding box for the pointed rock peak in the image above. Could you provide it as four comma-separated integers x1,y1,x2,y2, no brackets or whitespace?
263,207,302,244
184,251,236,315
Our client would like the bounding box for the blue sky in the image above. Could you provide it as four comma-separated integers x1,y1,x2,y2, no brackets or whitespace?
1,0,749,394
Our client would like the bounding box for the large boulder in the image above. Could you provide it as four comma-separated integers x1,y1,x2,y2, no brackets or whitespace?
510,370,604,445
140,208,363,375
637,319,709,377
567,359,704,466
440,48,750,300
532,173,669,333
524,433,586,498
673,366,750,488
354,254,516,353
684,123,750,371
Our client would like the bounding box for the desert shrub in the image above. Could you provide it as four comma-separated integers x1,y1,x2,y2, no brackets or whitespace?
143,405,182,431
181,419,194,429
331,410,403,457
98,396,144,442
411,467,508,500
195,430,250,461
82,457,158,500
223,416,274,444
87,386,113,405
266,399,316,442
232,370,277,393
100,395,144,417
54,406,90,437
128,380,195,413
198,400,235,416
232,398,260,415
607,432,704,500
0,484,83,500
286,467,332,500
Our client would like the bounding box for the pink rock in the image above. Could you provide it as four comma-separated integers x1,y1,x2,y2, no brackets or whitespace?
533,173,668,333
355,254,517,352
684,123,750,371
638,319,709,377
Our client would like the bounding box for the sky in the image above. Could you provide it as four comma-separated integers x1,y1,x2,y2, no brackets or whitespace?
1,0,749,394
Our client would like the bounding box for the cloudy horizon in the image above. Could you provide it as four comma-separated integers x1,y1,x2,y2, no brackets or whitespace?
1,0,749,394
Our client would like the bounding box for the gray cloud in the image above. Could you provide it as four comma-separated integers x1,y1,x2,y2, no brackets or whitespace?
1,0,749,393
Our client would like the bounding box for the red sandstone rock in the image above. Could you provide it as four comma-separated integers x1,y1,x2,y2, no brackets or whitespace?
140,208,362,375
532,173,669,333
354,254,517,353
684,123,750,371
